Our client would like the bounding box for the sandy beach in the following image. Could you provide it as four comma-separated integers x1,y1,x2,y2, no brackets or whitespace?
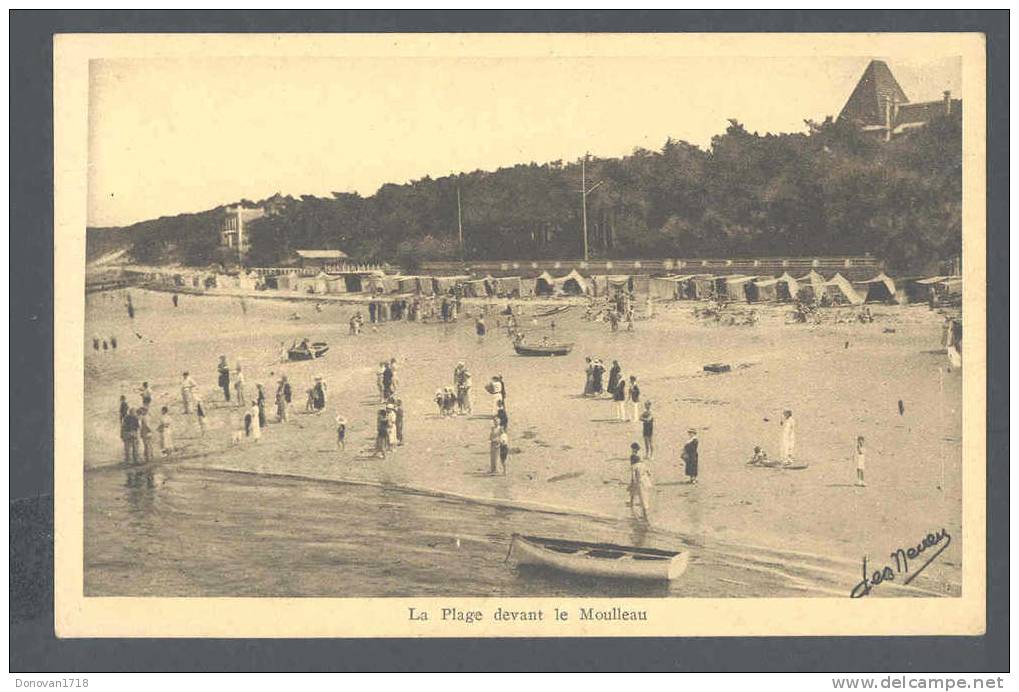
84,288,963,597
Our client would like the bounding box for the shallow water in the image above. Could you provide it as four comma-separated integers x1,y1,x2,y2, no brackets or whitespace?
85,465,823,598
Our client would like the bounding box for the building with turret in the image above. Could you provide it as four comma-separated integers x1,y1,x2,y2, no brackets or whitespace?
838,60,960,141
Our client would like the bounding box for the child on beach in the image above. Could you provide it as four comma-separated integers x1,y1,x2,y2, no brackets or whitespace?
335,413,347,450
747,446,769,466
854,436,866,487
435,388,445,416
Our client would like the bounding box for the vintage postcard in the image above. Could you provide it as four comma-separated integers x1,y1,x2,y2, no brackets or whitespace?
54,32,986,638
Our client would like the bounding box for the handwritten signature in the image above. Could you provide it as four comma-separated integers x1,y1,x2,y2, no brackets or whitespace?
850,528,952,598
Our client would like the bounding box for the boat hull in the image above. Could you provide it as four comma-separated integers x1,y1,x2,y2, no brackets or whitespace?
510,534,688,582
287,343,329,361
513,343,573,357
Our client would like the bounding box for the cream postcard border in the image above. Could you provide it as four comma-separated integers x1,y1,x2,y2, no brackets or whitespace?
53,32,987,638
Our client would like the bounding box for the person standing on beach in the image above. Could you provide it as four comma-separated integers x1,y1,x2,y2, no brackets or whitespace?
92,334,100,351
194,393,207,436
110,335,118,350
629,376,641,422
158,406,173,455
613,373,628,421
172,293,179,308
489,418,503,474
498,426,510,475
374,407,389,459
583,357,595,396
386,404,398,450
335,413,347,450
275,381,287,423
119,395,129,423
120,407,140,464
234,364,247,407
461,369,473,414
640,401,655,459
138,407,155,463
382,361,395,401
607,360,621,396
249,400,262,442
682,428,699,484
592,359,605,396
628,442,652,521
180,371,196,414
780,410,796,465
312,377,327,412
854,436,866,487
256,384,267,428
217,355,231,402
139,382,153,409
394,399,405,446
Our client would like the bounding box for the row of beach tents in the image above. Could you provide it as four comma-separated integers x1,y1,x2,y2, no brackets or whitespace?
649,270,961,305
135,266,961,305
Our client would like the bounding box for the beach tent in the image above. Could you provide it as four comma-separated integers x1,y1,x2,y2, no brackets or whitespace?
752,277,780,302
725,275,759,302
795,270,827,303
462,279,488,298
324,275,348,294
518,277,536,298
433,275,468,294
775,273,799,302
535,271,556,296
276,274,297,291
341,274,366,293
823,273,865,305
557,268,589,296
649,277,680,300
416,276,435,295
691,275,717,299
381,275,402,294
494,276,522,297
238,272,258,291
398,276,420,294
857,272,897,304
630,274,650,295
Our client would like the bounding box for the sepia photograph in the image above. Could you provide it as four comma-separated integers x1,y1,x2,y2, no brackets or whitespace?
52,31,987,638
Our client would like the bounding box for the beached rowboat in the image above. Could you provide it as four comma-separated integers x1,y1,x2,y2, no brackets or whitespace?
509,534,689,581
513,342,574,357
287,342,329,361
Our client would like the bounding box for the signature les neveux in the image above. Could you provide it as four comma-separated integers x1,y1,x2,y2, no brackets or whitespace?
850,528,952,598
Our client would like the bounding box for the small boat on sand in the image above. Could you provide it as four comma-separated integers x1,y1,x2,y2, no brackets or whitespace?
508,534,689,582
287,341,329,361
513,342,573,357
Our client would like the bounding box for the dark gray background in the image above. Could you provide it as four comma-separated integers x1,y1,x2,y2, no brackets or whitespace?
10,9,1009,672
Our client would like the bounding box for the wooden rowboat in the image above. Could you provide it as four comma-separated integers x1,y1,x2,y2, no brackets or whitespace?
287,342,329,361
509,534,689,582
513,342,573,357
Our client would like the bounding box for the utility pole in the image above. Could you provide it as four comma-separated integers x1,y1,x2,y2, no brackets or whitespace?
457,184,464,261
580,153,602,262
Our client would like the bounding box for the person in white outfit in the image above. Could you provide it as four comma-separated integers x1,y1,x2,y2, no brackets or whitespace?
488,376,503,414
780,409,796,464
249,401,261,441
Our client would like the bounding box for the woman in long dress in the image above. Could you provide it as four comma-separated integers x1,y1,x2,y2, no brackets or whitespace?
583,357,595,396
249,401,261,441
780,410,796,464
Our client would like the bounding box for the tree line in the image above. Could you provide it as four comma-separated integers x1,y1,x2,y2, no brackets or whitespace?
89,113,961,273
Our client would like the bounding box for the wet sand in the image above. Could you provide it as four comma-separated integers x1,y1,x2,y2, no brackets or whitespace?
84,288,963,597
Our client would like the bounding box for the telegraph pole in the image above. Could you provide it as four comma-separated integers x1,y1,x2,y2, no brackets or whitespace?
580,153,602,263
457,184,464,261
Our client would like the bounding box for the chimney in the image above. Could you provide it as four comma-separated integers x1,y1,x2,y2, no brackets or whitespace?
883,96,893,141
943,90,952,116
